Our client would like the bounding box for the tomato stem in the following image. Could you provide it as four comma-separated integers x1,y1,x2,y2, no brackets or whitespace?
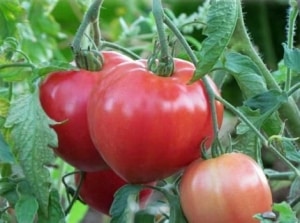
234,0,300,146
215,94,300,177
100,41,140,60
63,170,85,215
150,0,174,76
71,0,104,71
164,12,222,153
284,2,299,92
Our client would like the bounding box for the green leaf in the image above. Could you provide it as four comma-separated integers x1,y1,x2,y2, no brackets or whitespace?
244,90,288,114
4,89,58,215
273,137,300,164
0,132,14,164
0,65,33,82
232,130,261,161
110,184,143,223
283,43,300,73
288,177,300,204
192,0,238,81
223,52,267,98
36,61,76,78
273,202,298,223
38,189,65,223
15,195,39,223
0,0,25,40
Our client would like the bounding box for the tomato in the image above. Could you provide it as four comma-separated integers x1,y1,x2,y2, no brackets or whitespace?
75,169,154,215
40,51,132,171
179,153,273,223
87,58,223,183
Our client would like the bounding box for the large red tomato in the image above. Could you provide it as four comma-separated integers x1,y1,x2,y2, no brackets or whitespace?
75,169,154,215
87,58,223,183
180,153,273,223
40,51,132,171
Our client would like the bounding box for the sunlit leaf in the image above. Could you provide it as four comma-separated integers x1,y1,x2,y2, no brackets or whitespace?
273,202,297,223
192,0,238,81
4,88,58,215
0,0,25,40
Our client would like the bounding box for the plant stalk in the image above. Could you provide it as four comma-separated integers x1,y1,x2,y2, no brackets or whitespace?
151,0,174,76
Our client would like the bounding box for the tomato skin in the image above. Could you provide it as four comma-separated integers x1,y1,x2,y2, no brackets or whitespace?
75,169,154,215
179,153,273,223
88,59,223,183
39,51,132,171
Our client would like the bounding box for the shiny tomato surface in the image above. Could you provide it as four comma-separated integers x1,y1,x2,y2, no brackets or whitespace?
88,58,223,183
75,169,154,215
40,51,131,171
180,153,273,223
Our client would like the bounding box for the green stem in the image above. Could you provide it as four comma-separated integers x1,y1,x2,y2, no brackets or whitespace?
64,171,85,215
151,0,174,76
71,0,104,71
235,0,300,146
287,82,300,97
100,41,140,60
164,13,221,147
72,0,103,53
0,63,35,70
215,94,300,177
265,170,295,181
284,2,299,91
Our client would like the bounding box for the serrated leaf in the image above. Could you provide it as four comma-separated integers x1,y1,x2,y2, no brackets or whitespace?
272,202,298,223
192,0,238,81
223,52,267,98
283,43,300,73
244,90,288,114
4,89,58,215
38,189,65,223
0,132,14,164
15,195,39,223
110,184,143,223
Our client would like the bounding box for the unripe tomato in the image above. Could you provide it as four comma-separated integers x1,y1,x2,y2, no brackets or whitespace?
39,51,132,171
180,153,273,223
88,58,223,183
75,169,154,215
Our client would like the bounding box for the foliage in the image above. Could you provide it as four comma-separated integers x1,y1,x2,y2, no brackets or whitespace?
1,0,300,222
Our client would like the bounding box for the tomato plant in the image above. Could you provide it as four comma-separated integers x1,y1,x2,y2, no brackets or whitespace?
75,169,154,216
39,51,131,171
88,58,223,183
2,0,300,222
180,153,273,223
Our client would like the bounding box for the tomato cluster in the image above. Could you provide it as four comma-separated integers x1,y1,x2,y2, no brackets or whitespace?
39,49,272,221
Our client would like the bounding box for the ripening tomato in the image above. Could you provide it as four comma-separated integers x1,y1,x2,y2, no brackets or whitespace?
87,58,223,183
180,153,273,223
39,51,132,171
75,169,154,215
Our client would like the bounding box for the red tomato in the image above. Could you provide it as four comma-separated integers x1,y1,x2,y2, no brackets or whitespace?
39,51,132,171
75,169,154,215
87,59,223,183
180,153,273,223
